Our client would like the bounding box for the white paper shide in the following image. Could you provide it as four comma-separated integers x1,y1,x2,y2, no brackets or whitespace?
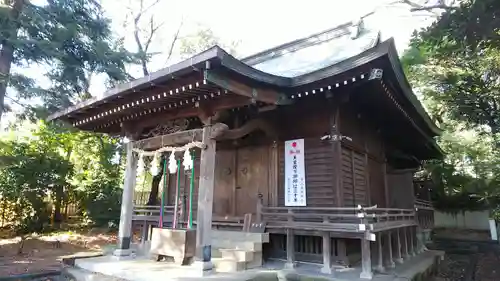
284,139,306,206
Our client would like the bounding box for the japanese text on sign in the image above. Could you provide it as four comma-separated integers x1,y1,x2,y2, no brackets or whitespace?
284,139,306,206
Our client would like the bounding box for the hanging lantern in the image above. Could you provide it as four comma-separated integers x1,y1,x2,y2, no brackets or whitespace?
183,149,193,171
168,152,177,174
137,153,145,175
150,153,160,175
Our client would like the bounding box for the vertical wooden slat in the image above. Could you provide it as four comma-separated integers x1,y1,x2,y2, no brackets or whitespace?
383,162,389,208
362,118,371,206
269,141,279,206
350,150,357,206
364,153,371,206
331,104,343,207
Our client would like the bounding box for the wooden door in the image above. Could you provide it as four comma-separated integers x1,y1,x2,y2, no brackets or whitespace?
234,146,269,217
213,150,235,217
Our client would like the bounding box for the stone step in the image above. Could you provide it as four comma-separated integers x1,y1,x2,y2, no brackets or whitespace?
211,239,262,252
212,258,246,272
245,251,263,269
219,248,254,262
212,230,269,243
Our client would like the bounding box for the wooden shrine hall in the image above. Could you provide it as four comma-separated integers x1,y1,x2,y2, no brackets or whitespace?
48,19,440,279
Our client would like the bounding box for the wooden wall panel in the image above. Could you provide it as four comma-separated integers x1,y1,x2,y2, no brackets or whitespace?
341,147,354,206
368,157,386,207
277,138,336,207
352,151,367,206
341,146,368,207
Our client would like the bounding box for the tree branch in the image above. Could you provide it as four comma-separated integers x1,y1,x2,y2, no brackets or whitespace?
164,18,183,64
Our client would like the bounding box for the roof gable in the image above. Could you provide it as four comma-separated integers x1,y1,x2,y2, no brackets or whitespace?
242,20,380,77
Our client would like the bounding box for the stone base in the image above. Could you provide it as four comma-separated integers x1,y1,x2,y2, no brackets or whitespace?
375,265,385,273
284,262,296,269
113,248,133,257
190,260,214,277
360,271,373,280
320,266,332,274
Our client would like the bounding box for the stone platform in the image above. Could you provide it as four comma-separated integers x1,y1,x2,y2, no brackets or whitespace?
72,250,444,281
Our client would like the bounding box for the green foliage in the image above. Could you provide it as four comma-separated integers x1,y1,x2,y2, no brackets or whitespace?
404,0,500,213
0,121,123,233
0,0,136,116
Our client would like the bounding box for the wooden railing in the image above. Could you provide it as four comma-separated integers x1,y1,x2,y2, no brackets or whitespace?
414,199,434,211
257,204,416,234
414,199,434,229
131,205,245,228
132,205,175,222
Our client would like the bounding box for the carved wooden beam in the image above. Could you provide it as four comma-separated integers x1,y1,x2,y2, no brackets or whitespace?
133,117,277,151
204,70,288,105
124,95,251,133
216,118,278,140
133,123,229,150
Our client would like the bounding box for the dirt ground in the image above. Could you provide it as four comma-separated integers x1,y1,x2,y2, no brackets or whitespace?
0,228,117,276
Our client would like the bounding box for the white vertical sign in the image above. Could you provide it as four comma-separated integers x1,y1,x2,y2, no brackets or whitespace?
284,139,306,206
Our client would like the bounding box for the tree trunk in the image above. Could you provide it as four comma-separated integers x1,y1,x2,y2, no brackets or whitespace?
147,174,161,205
53,185,63,228
0,0,25,123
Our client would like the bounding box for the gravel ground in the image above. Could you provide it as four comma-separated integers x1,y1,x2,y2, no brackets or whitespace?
474,251,500,281
0,229,117,277
435,253,471,281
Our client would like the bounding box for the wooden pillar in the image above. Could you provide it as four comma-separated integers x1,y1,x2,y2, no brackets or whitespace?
409,226,416,256
360,236,373,279
375,233,384,273
337,239,348,266
402,227,409,259
385,231,395,268
141,221,149,242
194,124,216,271
114,141,138,256
285,228,295,269
321,232,332,274
285,208,295,269
395,228,403,264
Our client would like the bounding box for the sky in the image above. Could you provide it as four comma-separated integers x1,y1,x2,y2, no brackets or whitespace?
3,0,441,127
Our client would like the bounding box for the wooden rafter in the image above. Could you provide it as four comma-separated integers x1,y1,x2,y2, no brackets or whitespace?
204,70,286,105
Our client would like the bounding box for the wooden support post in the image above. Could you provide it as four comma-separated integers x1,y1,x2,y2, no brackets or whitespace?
337,239,348,266
402,227,410,259
285,228,295,269
360,208,373,280
114,142,138,256
360,236,373,279
285,209,295,269
385,231,395,268
321,232,332,274
141,221,149,243
395,229,403,264
375,233,385,273
194,124,217,272
256,197,263,223
409,226,416,256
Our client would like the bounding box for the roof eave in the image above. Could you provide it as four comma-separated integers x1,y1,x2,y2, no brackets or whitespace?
384,39,443,137
47,46,224,122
